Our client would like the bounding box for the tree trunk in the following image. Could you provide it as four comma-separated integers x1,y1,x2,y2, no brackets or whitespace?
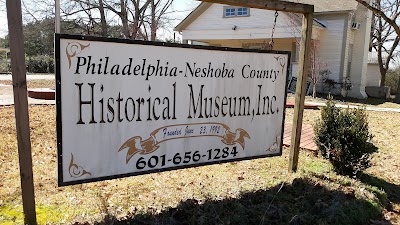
131,0,152,40
120,0,130,38
99,0,108,37
356,0,400,89
131,1,139,39
150,0,157,41
376,11,387,87
131,7,140,39
395,76,400,103
379,66,387,87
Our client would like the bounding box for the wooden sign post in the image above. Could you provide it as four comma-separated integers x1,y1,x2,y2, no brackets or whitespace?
6,0,37,224
288,13,313,172
199,0,314,172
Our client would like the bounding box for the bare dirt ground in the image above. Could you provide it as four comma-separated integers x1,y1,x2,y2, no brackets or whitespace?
0,76,55,105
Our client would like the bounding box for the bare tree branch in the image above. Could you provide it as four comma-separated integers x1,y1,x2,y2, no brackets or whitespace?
356,0,400,37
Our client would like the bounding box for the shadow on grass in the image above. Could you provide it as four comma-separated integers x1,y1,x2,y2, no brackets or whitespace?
359,172,400,206
316,93,399,106
76,177,387,225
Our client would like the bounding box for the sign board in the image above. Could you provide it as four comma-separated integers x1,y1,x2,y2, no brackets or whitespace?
56,34,290,186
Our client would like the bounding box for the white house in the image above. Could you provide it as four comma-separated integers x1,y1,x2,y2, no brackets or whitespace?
175,0,375,99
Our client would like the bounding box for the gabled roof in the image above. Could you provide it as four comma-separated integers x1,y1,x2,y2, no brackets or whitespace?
175,1,357,31
175,3,212,32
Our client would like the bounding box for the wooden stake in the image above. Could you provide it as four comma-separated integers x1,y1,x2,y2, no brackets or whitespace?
55,0,61,33
6,0,37,224
288,13,313,173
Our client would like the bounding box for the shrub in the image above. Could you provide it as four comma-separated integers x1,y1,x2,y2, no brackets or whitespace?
314,99,375,176
386,69,399,95
26,55,54,73
0,61,9,73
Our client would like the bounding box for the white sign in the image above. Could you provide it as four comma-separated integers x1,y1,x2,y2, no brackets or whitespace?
56,34,290,186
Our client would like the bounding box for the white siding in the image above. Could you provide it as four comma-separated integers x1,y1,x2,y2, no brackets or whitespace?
206,38,295,51
183,4,302,40
178,2,372,98
316,14,347,83
348,27,356,45
366,64,381,86
342,15,353,81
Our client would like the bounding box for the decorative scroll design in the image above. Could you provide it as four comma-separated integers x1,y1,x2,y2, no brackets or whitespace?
266,135,281,153
69,153,91,178
119,123,250,164
274,55,287,75
66,42,90,69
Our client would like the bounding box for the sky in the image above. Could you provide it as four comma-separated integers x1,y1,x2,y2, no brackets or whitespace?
0,0,195,38
0,8,6,37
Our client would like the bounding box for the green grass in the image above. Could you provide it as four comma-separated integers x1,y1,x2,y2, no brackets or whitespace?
0,204,80,225
0,105,399,224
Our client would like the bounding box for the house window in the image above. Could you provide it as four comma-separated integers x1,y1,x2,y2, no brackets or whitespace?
225,7,236,17
237,8,248,16
223,6,250,17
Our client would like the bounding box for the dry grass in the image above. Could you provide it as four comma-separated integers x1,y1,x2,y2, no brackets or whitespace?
0,105,399,224
0,80,55,89
363,111,400,223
